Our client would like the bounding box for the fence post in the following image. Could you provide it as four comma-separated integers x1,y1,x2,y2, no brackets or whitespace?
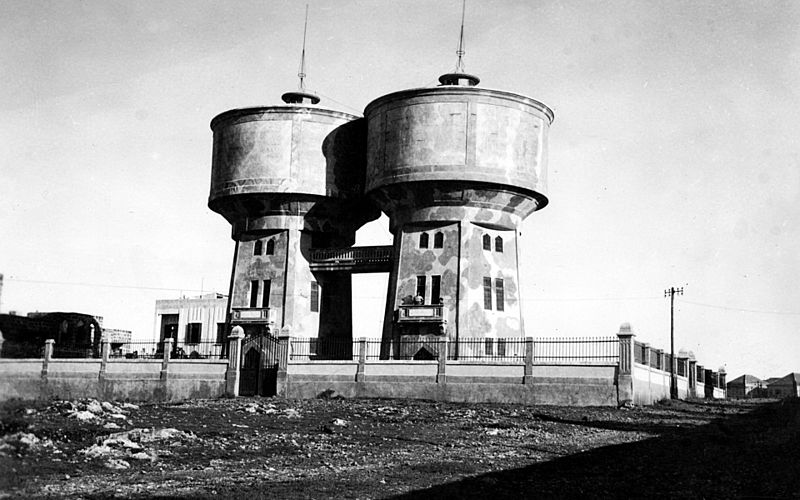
160,338,173,382
41,339,55,381
718,368,727,398
437,338,448,384
616,323,634,406
225,326,244,397
99,340,110,382
677,356,688,398
688,359,697,398
356,338,367,383
276,334,291,397
523,336,534,385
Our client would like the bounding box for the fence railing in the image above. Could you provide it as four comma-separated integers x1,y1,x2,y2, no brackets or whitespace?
533,337,619,365
290,338,357,361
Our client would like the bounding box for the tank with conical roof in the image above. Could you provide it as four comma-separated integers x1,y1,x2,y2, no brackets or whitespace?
209,90,379,339
364,72,553,357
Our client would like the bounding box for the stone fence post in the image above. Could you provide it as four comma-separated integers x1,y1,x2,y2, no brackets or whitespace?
616,323,634,406
688,359,697,397
160,338,173,382
356,338,367,383
523,336,534,385
41,339,55,380
437,338,448,384
276,334,291,397
99,340,110,381
225,326,244,397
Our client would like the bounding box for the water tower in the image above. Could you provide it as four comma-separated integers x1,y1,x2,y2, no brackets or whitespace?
209,86,379,339
364,71,553,357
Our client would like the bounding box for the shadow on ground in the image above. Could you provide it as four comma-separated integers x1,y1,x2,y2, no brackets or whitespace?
394,399,800,499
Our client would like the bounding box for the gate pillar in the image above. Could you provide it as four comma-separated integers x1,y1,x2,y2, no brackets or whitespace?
226,326,245,397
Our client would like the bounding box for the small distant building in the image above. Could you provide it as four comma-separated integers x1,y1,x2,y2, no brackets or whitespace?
101,328,132,357
153,293,228,358
726,374,766,399
765,373,800,399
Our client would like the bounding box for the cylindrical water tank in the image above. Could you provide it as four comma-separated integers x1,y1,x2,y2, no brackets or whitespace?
364,85,554,223
208,105,377,235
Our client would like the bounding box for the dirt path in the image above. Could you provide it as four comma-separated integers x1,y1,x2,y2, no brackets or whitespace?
1,397,798,498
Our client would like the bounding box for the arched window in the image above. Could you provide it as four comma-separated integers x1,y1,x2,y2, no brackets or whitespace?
482,234,491,251
433,232,444,248
253,240,263,256
265,239,275,255
419,232,429,249
495,236,503,253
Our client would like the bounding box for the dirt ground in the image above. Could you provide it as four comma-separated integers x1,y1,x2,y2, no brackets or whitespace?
0,395,798,499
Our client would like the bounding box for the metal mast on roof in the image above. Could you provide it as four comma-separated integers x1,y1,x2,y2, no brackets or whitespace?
439,0,480,87
282,4,320,104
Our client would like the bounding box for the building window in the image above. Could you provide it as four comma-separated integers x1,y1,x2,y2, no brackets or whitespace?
497,339,507,357
310,281,319,312
495,236,503,253
261,279,271,308
431,275,441,304
485,338,494,356
434,232,444,248
266,239,275,255
419,232,429,249
495,278,505,311
253,240,263,256
415,276,426,303
482,234,491,251
250,280,259,308
160,314,179,342
215,323,226,344
483,277,492,310
186,323,201,344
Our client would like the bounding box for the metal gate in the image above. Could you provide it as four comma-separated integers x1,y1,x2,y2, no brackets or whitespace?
239,334,281,397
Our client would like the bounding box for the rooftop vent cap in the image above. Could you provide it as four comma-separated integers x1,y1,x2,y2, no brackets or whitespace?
438,72,480,87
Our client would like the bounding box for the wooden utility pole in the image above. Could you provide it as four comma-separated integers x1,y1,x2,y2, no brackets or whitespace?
664,286,684,399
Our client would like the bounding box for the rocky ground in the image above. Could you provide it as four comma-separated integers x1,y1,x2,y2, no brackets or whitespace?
0,395,798,499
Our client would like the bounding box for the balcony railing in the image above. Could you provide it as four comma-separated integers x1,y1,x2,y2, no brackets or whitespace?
232,307,273,323
309,245,393,272
396,305,445,323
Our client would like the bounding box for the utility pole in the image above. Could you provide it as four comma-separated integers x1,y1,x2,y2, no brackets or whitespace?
664,286,683,399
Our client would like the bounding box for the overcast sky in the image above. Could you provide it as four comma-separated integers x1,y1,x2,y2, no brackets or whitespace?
1,0,798,379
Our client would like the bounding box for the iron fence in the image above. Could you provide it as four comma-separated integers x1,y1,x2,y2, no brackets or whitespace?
0,341,44,359
634,341,645,364
533,337,619,365
290,338,357,361
452,338,527,362
52,343,99,359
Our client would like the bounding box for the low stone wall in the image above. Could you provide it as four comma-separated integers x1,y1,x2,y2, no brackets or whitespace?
0,340,230,403
284,361,619,406
633,362,694,405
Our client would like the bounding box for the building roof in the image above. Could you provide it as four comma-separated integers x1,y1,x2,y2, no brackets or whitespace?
727,374,763,385
768,373,800,386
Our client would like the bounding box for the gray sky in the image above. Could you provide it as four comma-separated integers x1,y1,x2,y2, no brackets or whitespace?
1,0,798,379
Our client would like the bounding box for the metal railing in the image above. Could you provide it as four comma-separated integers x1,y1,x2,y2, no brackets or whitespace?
533,337,619,365
634,340,645,364
454,338,526,362
309,245,393,264
290,338,357,361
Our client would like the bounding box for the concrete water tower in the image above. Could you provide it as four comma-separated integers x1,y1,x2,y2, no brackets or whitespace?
364,71,553,356
209,72,379,338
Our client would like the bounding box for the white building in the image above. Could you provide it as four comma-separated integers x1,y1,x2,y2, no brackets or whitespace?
153,293,228,357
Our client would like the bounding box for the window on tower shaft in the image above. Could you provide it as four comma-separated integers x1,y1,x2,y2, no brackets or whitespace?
483,277,492,310
434,232,444,248
253,240,263,256
482,234,491,251
266,239,275,255
495,236,503,253
250,280,259,308
495,278,505,311
419,232,429,249
416,276,426,304
431,275,441,304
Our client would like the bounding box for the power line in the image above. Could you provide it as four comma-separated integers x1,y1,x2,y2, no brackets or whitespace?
677,298,800,316
5,277,216,294
523,296,662,303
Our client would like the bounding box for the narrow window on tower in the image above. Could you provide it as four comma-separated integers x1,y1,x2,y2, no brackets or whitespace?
416,276,426,304
482,234,491,251
495,278,505,311
483,277,492,310
495,236,503,253
261,279,271,308
431,275,441,304
310,281,319,312
266,239,275,255
253,240,263,256
249,280,259,308
419,232,429,249
433,232,444,248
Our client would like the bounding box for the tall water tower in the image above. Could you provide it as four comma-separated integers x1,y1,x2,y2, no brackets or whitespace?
209,87,379,339
364,71,553,357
